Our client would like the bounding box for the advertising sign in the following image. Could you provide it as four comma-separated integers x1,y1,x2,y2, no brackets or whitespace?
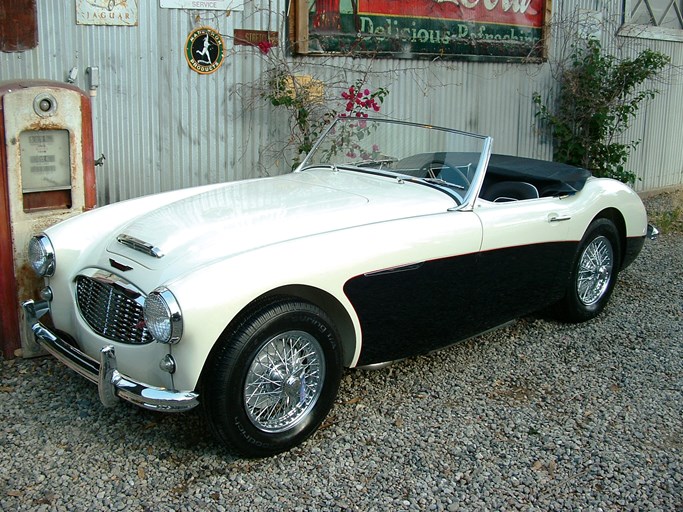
185,27,225,74
308,0,547,60
76,0,138,26
160,0,244,10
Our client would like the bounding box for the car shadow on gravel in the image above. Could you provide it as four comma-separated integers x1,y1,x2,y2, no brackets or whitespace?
2,356,238,460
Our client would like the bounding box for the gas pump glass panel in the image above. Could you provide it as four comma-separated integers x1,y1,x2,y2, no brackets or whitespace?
22,117,654,458
19,129,73,211
19,129,72,192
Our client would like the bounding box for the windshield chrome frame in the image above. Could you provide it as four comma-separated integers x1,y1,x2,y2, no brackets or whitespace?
295,117,493,210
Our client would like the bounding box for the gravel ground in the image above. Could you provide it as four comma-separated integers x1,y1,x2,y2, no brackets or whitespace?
1,196,682,511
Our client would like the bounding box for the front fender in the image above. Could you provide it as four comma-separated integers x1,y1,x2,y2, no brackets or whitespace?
167,211,483,391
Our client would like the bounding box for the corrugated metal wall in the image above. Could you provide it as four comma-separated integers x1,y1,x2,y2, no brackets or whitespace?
1,1,681,203
548,1,683,191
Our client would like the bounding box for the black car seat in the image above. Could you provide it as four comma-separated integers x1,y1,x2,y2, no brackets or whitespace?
482,181,539,202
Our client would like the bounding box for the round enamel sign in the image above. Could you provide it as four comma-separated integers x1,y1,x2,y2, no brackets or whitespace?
185,27,225,75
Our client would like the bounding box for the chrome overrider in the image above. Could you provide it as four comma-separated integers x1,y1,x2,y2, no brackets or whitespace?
22,299,199,412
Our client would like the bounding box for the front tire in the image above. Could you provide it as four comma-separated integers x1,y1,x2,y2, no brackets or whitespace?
557,218,621,323
202,298,343,457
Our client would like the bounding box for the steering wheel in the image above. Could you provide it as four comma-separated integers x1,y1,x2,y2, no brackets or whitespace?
419,161,471,189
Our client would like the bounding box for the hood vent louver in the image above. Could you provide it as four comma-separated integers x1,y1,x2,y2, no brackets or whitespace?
117,234,164,258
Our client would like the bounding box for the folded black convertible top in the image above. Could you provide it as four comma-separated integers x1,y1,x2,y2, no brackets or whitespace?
394,152,592,196
487,154,592,195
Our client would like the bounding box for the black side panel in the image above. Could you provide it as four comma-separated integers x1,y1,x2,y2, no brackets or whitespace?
345,242,577,365
477,243,576,320
345,254,480,366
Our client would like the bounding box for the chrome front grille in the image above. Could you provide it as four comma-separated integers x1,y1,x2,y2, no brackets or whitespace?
76,273,153,345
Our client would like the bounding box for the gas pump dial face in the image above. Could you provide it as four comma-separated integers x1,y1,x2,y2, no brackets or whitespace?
19,129,72,192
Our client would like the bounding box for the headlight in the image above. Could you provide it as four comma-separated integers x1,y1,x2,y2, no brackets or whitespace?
28,234,55,277
143,287,183,344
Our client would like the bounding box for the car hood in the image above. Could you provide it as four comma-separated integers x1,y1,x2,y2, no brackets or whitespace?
106,169,453,270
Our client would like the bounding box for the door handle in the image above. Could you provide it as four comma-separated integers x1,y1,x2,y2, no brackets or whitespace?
548,214,572,222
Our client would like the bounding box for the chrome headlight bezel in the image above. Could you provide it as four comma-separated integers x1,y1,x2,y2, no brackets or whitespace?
143,287,183,344
28,234,56,277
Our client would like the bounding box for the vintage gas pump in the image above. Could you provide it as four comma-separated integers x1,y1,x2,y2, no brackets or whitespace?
0,80,96,358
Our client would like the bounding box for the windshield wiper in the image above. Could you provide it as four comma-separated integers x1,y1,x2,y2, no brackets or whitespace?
421,177,465,190
351,158,397,170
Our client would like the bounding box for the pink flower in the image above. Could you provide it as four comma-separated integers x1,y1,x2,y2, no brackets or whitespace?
257,40,274,54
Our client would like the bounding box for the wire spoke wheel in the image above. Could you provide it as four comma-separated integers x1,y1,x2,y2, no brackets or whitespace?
244,330,325,433
577,235,614,306
202,298,342,457
557,218,621,323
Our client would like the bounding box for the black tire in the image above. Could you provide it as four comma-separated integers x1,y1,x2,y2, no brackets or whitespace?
201,298,342,457
557,218,621,323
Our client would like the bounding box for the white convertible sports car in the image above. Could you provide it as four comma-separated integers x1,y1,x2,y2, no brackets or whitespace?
23,118,656,457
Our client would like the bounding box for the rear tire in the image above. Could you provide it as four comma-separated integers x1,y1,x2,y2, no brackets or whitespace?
202,298,342,457
557,218,621,323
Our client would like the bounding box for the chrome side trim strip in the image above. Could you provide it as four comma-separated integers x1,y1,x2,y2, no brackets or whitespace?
22,299,198,412
364,262,423,277
356,361,396,370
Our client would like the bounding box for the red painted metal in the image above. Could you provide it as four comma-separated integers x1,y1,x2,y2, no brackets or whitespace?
0,0,38,53
0,89,20,358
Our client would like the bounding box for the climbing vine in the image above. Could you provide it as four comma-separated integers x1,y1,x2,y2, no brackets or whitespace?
533,39,669,184
265,70,388,165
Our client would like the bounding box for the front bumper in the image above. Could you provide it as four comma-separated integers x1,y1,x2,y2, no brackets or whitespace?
22,299,199,412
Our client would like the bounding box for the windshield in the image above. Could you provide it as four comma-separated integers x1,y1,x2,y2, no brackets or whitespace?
299,117,491,205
